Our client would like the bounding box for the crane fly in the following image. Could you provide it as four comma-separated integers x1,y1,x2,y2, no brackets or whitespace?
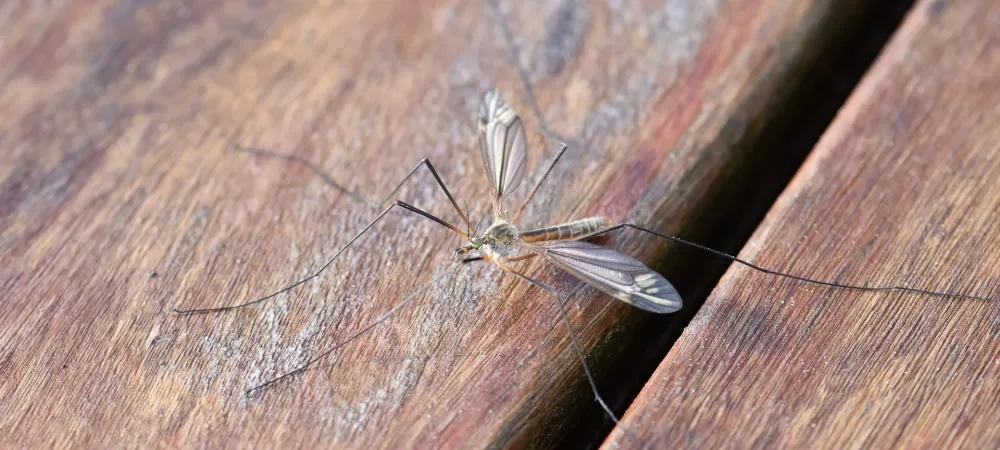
174,89,680,435
175,89,992,440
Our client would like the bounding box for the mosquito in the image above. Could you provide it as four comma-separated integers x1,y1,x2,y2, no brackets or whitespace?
175,89,992,440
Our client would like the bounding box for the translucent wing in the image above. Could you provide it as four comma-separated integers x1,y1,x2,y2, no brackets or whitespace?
478,89,527,201
534,240,682,313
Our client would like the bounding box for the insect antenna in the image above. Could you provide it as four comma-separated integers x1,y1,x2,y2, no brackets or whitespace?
463,199,475,238
497,262,639,443
581,222,994,302
173,201,468,314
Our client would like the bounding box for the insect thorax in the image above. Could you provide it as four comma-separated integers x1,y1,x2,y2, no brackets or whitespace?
481,221,521,259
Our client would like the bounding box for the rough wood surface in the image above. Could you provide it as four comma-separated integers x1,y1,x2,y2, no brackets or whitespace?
1,0,895,447
605,0,1000,447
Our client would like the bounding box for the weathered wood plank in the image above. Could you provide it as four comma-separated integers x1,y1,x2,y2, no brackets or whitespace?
605,0,1000,447
1,0,906,447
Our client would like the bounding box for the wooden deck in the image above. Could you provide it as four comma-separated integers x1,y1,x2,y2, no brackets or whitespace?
2,0,997,448
605,0,1000,447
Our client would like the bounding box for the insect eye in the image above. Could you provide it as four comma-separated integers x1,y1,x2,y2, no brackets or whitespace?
474,242,483,250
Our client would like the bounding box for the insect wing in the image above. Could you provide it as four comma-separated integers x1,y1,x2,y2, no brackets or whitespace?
538,241,682,313
478,89,527,200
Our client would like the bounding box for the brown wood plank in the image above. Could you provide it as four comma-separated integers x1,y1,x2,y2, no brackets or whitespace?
605,0,1000,447
1,0,902,447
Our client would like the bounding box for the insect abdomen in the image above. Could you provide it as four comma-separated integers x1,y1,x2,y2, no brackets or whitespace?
521,217,611,243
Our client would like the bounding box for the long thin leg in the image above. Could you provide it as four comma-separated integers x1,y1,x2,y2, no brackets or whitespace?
246,266,456,394
511,143,568,225
231,142,472,229
484,0,572,146
173,201,467,314
462,251,539,265
580,223,994,302
503,253,538,263
484,0,575,226
496,262,639,443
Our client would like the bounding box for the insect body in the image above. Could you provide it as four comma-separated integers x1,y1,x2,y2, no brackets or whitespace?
452,90,685,315
470,220,521,259
519,216,610,243
461,213,682,313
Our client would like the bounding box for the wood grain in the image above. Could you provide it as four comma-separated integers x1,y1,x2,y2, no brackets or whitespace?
604,0,1000,447
0,0,906,447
